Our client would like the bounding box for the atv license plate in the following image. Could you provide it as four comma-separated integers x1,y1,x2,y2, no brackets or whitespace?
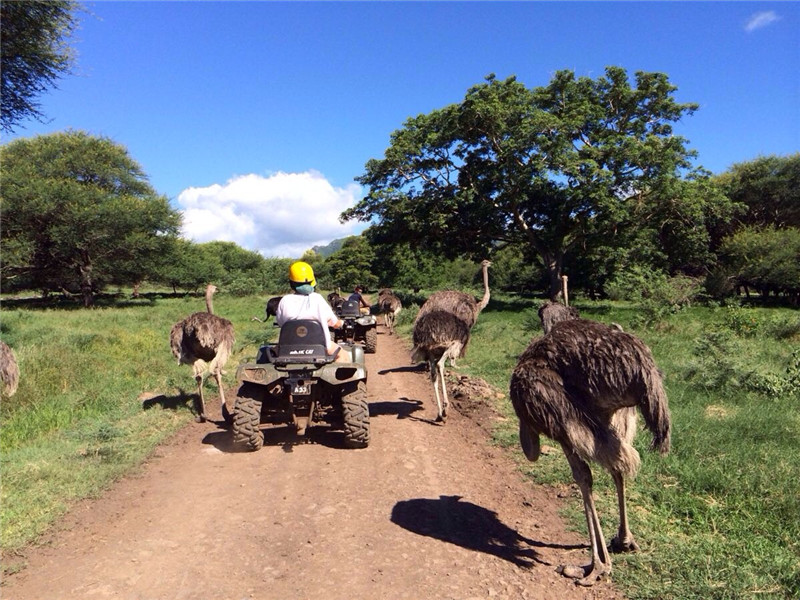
287,378,311,395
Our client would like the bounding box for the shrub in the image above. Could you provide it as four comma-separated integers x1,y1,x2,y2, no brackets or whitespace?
226,277,262,297
605,266,703,326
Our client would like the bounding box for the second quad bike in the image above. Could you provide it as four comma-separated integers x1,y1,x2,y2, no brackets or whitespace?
231,319,369,451
332,299,378,353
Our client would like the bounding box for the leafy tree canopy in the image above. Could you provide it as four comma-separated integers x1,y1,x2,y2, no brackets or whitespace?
720,226,800,298
343,67,710,298
318,236,378,293
716,154,800,231
1,130,181,305
0,0,80,132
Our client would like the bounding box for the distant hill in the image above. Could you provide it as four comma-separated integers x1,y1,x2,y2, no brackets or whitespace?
311,238,346,258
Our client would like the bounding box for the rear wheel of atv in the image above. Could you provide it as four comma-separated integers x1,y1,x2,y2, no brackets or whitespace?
364,328,377,354
232,383,263,451
341,381,369,448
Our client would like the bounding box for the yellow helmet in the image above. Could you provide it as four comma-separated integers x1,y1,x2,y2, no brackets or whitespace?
288,261,316,288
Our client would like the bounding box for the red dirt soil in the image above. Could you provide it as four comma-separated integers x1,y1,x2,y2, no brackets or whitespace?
1,327,624,600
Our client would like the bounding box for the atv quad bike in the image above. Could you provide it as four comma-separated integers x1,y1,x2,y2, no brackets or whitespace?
332,299,378,353
232,319,369,451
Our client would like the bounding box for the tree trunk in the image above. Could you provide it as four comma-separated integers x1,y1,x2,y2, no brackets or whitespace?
79,257,94,308
542,251,564,301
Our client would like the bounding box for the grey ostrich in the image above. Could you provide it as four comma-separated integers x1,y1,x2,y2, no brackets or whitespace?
411,259,491,421
170,284,235,422
252,295,283,323
0,340,19,397
377,288,402,335
509,303,671,586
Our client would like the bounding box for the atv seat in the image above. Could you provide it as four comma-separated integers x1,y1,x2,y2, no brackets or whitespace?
337,299,361,318
271,319,334,366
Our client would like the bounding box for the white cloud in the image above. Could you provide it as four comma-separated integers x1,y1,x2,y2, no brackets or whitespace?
744,11,780,33
176,171,365,258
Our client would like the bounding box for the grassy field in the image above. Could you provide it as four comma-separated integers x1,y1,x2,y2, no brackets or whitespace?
2,290,799,598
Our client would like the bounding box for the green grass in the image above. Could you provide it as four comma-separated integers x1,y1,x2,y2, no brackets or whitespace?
2,291,799,598
401,297,800,600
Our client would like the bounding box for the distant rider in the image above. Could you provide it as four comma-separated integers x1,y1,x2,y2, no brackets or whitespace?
348,285,371,315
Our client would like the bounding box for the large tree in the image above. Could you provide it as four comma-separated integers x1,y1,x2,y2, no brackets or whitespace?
716,154,800,231
1,130,181,306
721,226,800,300
343,67,709,299
0,0,80,133
317,236,378,292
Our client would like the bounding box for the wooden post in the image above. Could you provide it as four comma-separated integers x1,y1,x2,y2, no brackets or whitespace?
561,275,569,307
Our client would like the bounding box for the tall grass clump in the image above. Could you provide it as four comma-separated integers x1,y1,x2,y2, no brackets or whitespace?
419,294,799,600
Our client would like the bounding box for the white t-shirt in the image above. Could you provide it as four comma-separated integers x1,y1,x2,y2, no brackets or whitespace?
275,292,340,353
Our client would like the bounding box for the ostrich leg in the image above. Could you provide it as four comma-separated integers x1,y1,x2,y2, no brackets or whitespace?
610,472,640,553
559,449,612,586
214,372,233,415
428,359,442,421
436,354,449,421
194,375,207,423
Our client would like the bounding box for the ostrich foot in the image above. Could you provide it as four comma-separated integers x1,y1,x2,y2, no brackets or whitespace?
195,414,207,423
557,563,610,587
610,536,640,553
435,413,447,423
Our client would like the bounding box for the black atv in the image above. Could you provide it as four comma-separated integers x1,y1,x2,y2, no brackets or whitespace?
231,319,369,451
332,299,378,353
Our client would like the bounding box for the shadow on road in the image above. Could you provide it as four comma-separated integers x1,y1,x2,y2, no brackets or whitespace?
201,423,358,454
140,389,196,412
391,495,584,568
377,364,427,375
369,398,424,419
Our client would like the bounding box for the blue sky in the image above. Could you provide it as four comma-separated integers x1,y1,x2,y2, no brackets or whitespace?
4,1,798,258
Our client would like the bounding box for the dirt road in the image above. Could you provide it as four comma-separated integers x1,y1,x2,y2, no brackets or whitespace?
1,328,622,600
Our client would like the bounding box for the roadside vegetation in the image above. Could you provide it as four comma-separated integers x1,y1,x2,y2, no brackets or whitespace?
2,288,798,599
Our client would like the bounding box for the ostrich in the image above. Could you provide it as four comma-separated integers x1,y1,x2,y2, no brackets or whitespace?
538,299,580,334
411,259,491,421
509,303,671,586
170,284,235,422
0,340,19,397
377,288,402,335
252,295,283,323
327,291,344,312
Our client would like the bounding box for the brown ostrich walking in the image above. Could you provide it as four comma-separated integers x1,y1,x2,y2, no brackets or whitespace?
170,284,235,422
411,259,491,421
509,303,671,586
0,340,20,397
377,288,402,335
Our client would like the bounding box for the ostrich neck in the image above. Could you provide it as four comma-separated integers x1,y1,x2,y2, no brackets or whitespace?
477,265,490,312
205,292,215,314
